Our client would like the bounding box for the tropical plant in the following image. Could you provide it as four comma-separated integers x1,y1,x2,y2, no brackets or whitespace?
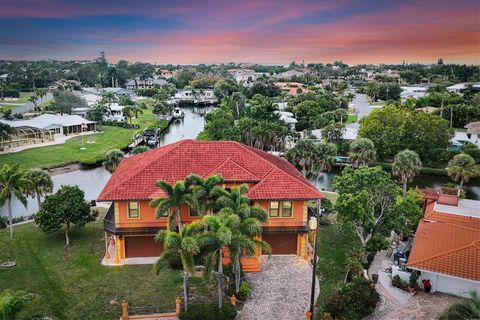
0,123,14,150
102,149,124,173
392,150,422,194
0,164,29,239
215,184,271,293
35,185,97,246
348,138,376,168
446,153,480,190
28,95,39,111
0,289,28,320
122,106,134,124
154,221,204,311
131,145,150,154
183,174,224,217
440,291,480,320
25,169,53,210
286,139,319,176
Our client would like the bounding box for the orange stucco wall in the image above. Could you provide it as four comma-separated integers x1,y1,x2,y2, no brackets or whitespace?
255,200,307,227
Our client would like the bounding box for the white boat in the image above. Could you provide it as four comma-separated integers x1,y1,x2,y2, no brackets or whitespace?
172,107,185,119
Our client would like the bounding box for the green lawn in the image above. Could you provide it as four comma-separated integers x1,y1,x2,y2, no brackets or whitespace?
0,221,204,319
346,114,357,124
133,102,168,130
0,126,135,169
317,223,358,311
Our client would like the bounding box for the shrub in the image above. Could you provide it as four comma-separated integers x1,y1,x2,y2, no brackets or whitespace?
392,275,408,290
0,216,7,229
323,277,379,320
409,272,419,289
131,145,150,154
179,303,237,320
237,282,251,301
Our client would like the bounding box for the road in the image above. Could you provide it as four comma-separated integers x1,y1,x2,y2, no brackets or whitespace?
352,92,372,120
12,93,53,114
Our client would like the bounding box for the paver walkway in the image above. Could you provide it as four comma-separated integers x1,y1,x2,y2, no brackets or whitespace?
368,251,460,320
237,255,318,320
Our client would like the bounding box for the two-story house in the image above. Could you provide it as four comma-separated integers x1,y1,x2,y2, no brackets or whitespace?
98,140,323,271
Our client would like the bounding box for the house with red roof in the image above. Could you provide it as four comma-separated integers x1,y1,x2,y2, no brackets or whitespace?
98,139,323,271
407,189,480,297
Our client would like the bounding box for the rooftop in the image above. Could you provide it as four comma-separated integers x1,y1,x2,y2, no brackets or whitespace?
434,199,480,219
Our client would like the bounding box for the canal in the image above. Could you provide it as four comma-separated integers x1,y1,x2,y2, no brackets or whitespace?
2,105,479,219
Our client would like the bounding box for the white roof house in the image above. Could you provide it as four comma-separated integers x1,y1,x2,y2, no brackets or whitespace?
0,114,96,134
400,86,428,100
310,123,359,141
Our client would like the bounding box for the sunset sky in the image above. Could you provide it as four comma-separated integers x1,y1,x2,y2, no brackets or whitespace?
0,0,479,65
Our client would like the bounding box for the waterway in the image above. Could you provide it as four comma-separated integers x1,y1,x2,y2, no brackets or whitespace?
2,105,479,219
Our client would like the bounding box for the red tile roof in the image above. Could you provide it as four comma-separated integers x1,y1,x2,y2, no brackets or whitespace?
408,201,480,281
98,140,323,201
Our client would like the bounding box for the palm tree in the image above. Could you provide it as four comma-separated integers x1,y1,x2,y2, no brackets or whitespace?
313,143,337,179
183,174,224,217
200,210,239,309
101,91,117,105
25,169,53,210
28,95,39,111
150,179,192,231
440,291,480,320
392,150,422,195
0,289,27,320
102,149,124,173
215,185,271,294
154,221,203,312
447,153,480,190
348,138,377,168
130,105,143,119
286,139,319,176
122,106,134,124
0,164,29,239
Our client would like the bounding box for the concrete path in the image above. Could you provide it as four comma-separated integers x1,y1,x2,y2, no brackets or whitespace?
237,255,318,320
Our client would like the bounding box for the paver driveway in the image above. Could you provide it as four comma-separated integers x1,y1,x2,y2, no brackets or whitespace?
237,255,319,320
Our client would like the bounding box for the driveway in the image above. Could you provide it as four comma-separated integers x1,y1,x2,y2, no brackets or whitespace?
352,92,372,120
237,256,319,320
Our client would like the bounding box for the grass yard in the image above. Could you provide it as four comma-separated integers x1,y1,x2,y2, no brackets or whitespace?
0,126,135,169
133,102,169,130
346,114,357,124
317,223,358,310
0,221,207,320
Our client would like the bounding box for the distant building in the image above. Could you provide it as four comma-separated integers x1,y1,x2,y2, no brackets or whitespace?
228,69,258,83
275,82,309,95
400,86,428,100
274,70,305,79
174,89,217,104
447,83,480,94
155,68,174,79
125,77,168,90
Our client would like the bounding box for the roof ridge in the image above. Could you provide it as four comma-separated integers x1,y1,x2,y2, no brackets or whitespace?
429,217,480,232
203,156,260,180
409,228,480,266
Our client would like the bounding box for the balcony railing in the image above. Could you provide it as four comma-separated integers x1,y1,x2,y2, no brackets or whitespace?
103,204,165,235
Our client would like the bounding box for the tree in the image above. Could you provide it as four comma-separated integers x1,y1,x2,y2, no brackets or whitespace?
28,95,39,111
359,106,453,164
102,149,124,173
122,106,134,124
87,102,109,122
0,80,6,100
215,185,271,293
286,139,319,176
392,150,422,194
25,169,53,210
35,185,97,246
333,166,400,252
446,153,480,190
314,143,337,176
182,174,224,217
0,289,27,320
154,221,203,312
0,164,29,239
348,138,376,168
131,145,150,154
0,123,14,150
51,91,87,115
440,291,480,320
322,122,345,144
213,78,240,101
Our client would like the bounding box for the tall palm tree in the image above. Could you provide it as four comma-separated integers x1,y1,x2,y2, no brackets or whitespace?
0,164,29,239
0,289,27,320
313,143,337,179
150,180,192,231
286,139,319,176
200,211,239,308
154,221,203,312
102,149,124,173
392,150,422,195
215,185,271,293
28,95,39,111
447,153,480,190
25,169,53,210
183,174,224,217
348,138,377,168
440,291,480,320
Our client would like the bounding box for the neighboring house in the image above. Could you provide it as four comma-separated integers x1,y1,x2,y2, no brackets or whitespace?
98,140,323,271
274,70,305,79
125,77,168,90
309,123,359,141
365,69,401,82
275,82,310,95
407,189,480,297
174,89,217,104
400,86,428,100
155,68,174,79
274,111,298,130
228,68,258,84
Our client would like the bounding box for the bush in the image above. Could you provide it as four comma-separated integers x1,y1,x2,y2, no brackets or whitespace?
323,277,379,320
179,303,237,320
4,89,19,98
0,216,7,229
237,282,251,301
409,272,419,289
392,275,408,290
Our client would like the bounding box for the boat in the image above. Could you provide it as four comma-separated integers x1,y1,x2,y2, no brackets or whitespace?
172,107,185,119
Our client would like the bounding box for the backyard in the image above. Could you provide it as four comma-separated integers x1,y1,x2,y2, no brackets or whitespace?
0,220,207,320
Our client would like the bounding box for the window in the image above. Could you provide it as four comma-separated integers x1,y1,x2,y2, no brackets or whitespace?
189,206,199,217
281,201,292,217
128,201,140,219
269,201,293,217
269,202,279,217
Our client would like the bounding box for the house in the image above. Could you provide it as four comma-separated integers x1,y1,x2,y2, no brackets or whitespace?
274,111,298,130
275,82,310,95
309,123,359,141
174,89,217,104
155,69,174,79
228,69,258,84
274,70,305,79
407,189,480,297
400,86,428,100
97,140,323,271
125,77,168,90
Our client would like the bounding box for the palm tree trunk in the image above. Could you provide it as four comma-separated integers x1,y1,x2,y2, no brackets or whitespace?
183,271,189,311
65,223,70,246
36,191,42,212
7,196,13,239
217,248,223,309
177,207,183,231
459,178,464,191
402,180,407,196
235,251,241,294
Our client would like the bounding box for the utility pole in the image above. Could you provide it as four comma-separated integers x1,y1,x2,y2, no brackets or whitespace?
307,200,322,319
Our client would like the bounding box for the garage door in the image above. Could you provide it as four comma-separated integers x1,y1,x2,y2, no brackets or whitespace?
125,236,164,258
262,233,297,255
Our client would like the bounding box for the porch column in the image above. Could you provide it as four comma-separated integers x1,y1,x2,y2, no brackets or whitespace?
114,235,121,264
104,232,110,259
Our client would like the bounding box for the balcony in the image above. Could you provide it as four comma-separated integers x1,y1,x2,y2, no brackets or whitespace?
103,205,166,235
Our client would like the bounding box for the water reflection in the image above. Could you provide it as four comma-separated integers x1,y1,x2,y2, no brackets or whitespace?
159,105,207,146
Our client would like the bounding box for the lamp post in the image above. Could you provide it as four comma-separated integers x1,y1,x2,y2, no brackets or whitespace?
308,200,322,319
